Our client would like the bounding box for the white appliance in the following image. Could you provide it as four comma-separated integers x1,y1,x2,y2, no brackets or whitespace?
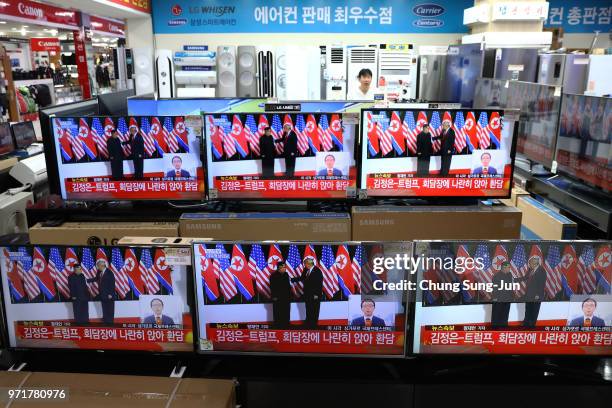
174,70,217,85
347,46,379,99
216,46,237,97
177,88,216,97
585,55,612,96
237,46,257,97
155,49,175,98
0,191,33,234
9,154,46,189
378,44,418,101
132,47,155,95
324,45,346,100
173,51,216,66
257,48,275,97
275,46,321,100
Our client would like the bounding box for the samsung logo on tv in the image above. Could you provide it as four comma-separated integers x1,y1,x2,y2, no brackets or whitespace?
168,18,187,26
413,18,444,28
413,3,445,17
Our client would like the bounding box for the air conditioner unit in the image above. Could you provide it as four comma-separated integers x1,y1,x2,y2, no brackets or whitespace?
174,70,217,85
324,45,346,100
347,46,378,99
276,46,321,100
378,45,418,101
173,53,216,67
0,191,32,235
155,49,175,98
257,47,275,97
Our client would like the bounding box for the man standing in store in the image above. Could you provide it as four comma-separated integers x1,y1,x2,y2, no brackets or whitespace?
515,255,547,327
68,264,90,325
490,261,514,328
433,119,455,177
88,259,116,325
260,126,276,178
292,258,323,328
416,123,433,177
107,129,124,180
128,125,145,180
270,261,291,328
279,123,298,178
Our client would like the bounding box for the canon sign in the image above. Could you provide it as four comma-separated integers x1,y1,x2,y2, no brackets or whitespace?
412,3,445,17
18,2,43,19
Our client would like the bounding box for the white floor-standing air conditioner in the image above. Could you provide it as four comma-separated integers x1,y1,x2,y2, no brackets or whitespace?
324,45,346,100
378,44,418,101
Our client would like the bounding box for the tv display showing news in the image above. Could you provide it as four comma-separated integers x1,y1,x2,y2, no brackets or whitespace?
557,94,611,192
193,241,409,356
474,78,560,169
51,115,205,200
360,108,516,197
412,240,611,355
0,123,15,155
204,113,357,199
11,121,36,149
0,245,194,352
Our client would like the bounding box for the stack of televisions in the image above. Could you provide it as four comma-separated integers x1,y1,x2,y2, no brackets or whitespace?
0,121,38,156
47,107,518,201
0,240,610,356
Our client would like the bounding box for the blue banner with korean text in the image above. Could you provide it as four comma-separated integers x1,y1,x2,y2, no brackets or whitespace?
546,1,611,33
152,0,472,33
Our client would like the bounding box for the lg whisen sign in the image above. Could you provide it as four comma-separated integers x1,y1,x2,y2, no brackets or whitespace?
0,0,79,28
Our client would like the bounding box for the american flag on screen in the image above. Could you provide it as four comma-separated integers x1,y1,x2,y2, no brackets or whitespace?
48,247,70,299
377,114,393,156
578,246,597,294
17,247,40,300
473,244,492,300
110,248,130,299
320,245,339,299
271,114,284,155
140,248,160,295
80,248,100,298
91,117,109,158
217,244,237,301
319,114,333,151
543,245,563,299
429,111,442,153
286,244,305,298
140,117,157,157
249,244,269,298
401,111,418,155
436,246,458,303
510,245,529,298
295,114,309,155
244,114,260,156
477,111,491,149
117,117,132,156
220,115,237,158
453,111,467,153
160,117,178,153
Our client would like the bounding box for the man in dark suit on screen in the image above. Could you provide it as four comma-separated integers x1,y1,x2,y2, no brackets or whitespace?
165,156,191,179
292,258,323,328
569,298,605,327
107,129,124,180
270,261,291,328
68,264,90,325
143,298,175,325
416,123,433,177
433,119,455,177
279,123,298,178
514,255,547,327
473,152,498,176
351,298,386,327
88,259,116,325
317,154,343,177
129,125,145,179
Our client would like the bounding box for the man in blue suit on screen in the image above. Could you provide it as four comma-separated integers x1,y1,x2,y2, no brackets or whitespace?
569,298,605,327
351,298,386,327
166,156,191,179
143,298,175,326
472,152,498,176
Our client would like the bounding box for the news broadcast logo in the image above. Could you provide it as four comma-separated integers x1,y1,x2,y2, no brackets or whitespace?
171,4,183,16
412,3,446,17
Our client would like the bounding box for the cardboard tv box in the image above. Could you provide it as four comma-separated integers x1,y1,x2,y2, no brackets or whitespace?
352,204,522,241
500,186,531,208
180,212,351,241
29,222,179,246
517,196,577,240
12,372,235,408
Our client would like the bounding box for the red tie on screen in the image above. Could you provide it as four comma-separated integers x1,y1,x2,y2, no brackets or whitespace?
156,316,161,325
176,170,180,177
328,169,332,176
365,318,372,327
584,318,591,327
483,167,488,174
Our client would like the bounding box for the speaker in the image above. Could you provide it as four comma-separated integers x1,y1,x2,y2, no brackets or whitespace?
237,46,257,97
216,46,237,97
132,47,154,95
155,49,174,98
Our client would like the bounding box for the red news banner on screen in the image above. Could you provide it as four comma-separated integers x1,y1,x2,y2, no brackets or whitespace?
0,245,194,352
204,113,357,199
52,115,205,201
360,108,515,197
193,242,410,356
412,240,612,355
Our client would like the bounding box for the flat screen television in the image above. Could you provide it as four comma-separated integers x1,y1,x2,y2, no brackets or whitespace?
359,108,517,198
193,241,410,356
204,112,358,200
11,121,36,149
0,123,15,155
412,240,611,355
0,245,194,352
556,94,611,192
474,78,560,169
51,115,205,200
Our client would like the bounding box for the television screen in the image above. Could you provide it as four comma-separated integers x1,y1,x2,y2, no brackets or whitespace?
474,78,560,169
11,121,37,149
360,108,516,197
0,245,194,352
204,113,358,199
556,94,611,192
412,240,612,355
193,241,410,356
0,123,15,155
51,116,205,200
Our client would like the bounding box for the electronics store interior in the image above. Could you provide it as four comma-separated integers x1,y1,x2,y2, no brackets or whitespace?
0,1,609,407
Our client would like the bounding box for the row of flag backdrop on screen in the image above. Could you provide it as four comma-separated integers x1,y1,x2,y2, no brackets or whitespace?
207,113,344,162
2,246,174,304
196,243,387,305
55,116,190,164
422,242,611,306
366,110,502,159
